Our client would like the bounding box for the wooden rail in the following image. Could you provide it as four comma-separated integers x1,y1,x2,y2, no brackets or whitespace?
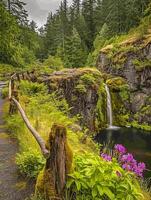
9,73,49,158
8,72,72,199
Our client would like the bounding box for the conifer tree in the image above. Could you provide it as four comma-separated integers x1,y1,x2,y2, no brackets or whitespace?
60,28,87,68
3,0,28,24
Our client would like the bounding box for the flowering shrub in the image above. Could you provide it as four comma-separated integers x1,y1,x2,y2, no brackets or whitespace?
67,153,143,200
101,144,146,178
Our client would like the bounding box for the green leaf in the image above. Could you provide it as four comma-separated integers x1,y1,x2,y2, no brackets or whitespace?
75,181,81,191
97,185,104,196
92,188,98,198
66,179,74,188
103,187,115,200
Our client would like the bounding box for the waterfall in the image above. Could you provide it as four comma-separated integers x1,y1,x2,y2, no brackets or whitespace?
105,84,113,127
104,84,120,130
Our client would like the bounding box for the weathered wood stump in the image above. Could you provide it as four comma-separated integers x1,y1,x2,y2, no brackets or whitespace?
36,124,73,200
16,73,21,82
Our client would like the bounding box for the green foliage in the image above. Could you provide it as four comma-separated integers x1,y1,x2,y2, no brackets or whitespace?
6,114,24,135
58,28,87,68
0,2,41,67
1,87,8,99
132,58,151,71
0,63,16,75
19,81,47,96
66,153,143,200
43,55,64,71
0,2,21,66
80,73,96,85
106,77,128,91
16,150,45,178
94,24,110,50
75,84,87,93
96,83,107,130
87,23,111,66
131,121,151,132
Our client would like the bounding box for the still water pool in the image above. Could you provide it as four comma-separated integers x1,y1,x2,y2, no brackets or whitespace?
95,128,151,180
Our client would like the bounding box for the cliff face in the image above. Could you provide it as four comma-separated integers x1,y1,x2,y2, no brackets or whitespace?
97,35,151,130
41,68,107,132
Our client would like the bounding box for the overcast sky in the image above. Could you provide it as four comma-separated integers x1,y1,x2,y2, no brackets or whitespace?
24,0,72,27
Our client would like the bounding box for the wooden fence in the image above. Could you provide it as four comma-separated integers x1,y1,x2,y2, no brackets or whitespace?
8,72,71,199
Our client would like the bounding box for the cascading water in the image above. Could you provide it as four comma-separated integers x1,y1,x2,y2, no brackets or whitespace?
105,84,113,127
104,84,119,130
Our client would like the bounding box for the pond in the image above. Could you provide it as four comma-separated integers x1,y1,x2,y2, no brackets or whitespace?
95,128,151,181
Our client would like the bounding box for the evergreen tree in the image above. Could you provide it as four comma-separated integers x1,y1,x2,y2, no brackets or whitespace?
59,28,87,68
29,20,37,32
0,2,22,65
3,0,28,24
82,0,96,50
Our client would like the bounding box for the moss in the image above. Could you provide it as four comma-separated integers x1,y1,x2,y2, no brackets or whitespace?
105,43,140,67
106,77,128,91
132,58,151,71
131,103,151,131
107,78,131,127
95,83,107,130
35,169,45,195
75,84,87,93
80,73,97,85
111,91,130,126
131,121,151,132
36,168,56,199
36,124,73,199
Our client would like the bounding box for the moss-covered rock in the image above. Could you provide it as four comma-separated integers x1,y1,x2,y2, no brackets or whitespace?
96,18,151,131
42,68,104,133
95,83,107,130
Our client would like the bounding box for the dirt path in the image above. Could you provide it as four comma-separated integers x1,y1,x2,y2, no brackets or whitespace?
0,84,34,200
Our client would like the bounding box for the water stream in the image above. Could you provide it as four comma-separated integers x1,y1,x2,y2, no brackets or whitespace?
105,84,119,130
105,84,112,127
97,84,151,181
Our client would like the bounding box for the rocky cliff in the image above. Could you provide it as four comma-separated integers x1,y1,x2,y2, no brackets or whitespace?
97,32,151,130
41,68,107,133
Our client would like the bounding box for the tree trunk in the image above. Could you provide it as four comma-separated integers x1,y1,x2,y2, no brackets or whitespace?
46,124,67,198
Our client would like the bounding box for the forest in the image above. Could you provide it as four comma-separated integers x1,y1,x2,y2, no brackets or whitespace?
0,0,151,200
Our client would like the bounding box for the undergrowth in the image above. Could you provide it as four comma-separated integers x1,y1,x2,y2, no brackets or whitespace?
4,80,150,199
5,80,96,179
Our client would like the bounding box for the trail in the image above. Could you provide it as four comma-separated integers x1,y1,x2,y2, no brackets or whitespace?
0,83,34,200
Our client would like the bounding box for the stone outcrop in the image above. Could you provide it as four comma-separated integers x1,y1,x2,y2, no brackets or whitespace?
41,68,105,132
97,36,151,129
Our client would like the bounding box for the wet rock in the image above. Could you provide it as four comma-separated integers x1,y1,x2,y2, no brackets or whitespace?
97,39,151,128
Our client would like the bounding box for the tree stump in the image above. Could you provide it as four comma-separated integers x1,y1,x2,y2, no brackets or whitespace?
36,124,73,200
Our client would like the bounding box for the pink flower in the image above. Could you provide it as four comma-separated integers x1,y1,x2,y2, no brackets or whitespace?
101,153,112,162
114,144,126,154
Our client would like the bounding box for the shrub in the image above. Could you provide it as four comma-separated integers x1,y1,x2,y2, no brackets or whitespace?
67,153,143,200
1,87,8,99
16,150,45,178
43,55,63,71
19,81,47,96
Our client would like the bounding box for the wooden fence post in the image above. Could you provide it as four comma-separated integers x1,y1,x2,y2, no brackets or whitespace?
9,89,19,115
